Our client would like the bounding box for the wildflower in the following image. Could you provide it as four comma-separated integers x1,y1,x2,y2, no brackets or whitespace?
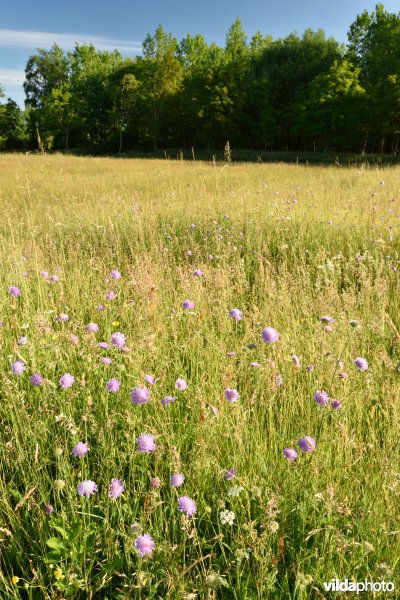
56,313,69,322
108,478,125,499
227,351,237,356
134,533,155,557
30,373,43,386
261,327,279,343
251,361,261,367
354,357,368,371
298,436,316,453
136,433,156,453
12,576,19,584
85,322,99,333
178,496,197,517
54,479,65,491
98,342,110,349
170,473,185,487
101,357,112,364
338,371,348,379
105,291,116,300
274,374,283,388
110,269,121,280
97,304,104,311
44,504,53,514
284,448,298,462
59,373,75,389
72,442,89,458
175,378,188,391
227,485,244,497
145,374,156,385
107,378,120,393
229,308,243,321
182,300,194,310
161,395,175,405
150,476,161,488
220,509,235,525
69,334,79,345
292,355,300,368
323,325,333,333
11,360,25,375
224,388,239,402
50,274,58,283
320,315,334,323
77,480,97,497
54,568,64,580
110,332,126,348
331,399,342,409
193,269,204,277
9,286,21,298
225,468,237,480
130,386,150,405
40,271,48,278
313,390,329,407
17,336,27,346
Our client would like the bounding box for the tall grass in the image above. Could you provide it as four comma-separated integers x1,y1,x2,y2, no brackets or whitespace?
0,154,399,598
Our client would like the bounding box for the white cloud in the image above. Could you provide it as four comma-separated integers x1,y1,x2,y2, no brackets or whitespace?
0,69,25,85
0,29,142,53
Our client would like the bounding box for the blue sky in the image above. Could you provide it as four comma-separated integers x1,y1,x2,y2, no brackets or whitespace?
1,0,399,106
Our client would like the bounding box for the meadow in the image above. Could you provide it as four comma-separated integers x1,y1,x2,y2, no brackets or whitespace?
0,153,399,599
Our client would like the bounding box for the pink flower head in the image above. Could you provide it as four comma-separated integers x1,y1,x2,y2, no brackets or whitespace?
77,480,97,497
59,373,75,389
175,378,188,391
130,386,150,405
134,533,155,557
261,327,279,343
224,388,239,402
9,286,21,298
136,433,156,453
110,270,121,280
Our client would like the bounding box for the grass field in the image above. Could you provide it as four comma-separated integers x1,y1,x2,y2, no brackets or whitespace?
0,153,399,599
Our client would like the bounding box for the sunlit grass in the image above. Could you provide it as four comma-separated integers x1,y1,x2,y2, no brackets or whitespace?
0,154,399,598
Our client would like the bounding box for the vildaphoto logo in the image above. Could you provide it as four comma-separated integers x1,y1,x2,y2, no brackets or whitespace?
323,579,395,594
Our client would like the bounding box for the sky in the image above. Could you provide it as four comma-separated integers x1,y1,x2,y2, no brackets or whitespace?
1,0,399,107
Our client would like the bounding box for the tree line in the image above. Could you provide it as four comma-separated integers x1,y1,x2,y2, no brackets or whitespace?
1,3,399,155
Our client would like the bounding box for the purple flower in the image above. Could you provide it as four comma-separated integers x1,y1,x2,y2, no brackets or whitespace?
101,357,112,364
9,286,21,298
306,365,314,372
98,342,110,349
110,270,122,280
161,395,175,405
77,480,97,497
17,336,27,346
130,386,150,405
224,468,237,481
261,327,279,343
56,313,69,322
292,355,300,368
145,374,156,385
182,300,194,310
175,378,188,391
320,315,334,324
85,322,99,333
227,351,237,357
105,291,116,300
136,433,156,453
224,388,239,402
150,477,161,488
97,304,104,311
44,504,53,514
134,533,155,557
284,448,298,462
193,269,204,277
251,361,261,368
50,274,58,283
72,442,89,458
41,271,49,279
313,390,329,407
298,436,316,453
331,399,342,410
229,308,243,321
107,378,120,393
30,373,43,386
170,473,185,487
11,360,25,375
354,357,368,371
59,373,75,389
178,496,197,517
108,478,125,499
110,332,126,348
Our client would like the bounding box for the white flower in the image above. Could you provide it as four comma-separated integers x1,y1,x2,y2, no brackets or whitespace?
227,485,244,498
219,510,235,526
